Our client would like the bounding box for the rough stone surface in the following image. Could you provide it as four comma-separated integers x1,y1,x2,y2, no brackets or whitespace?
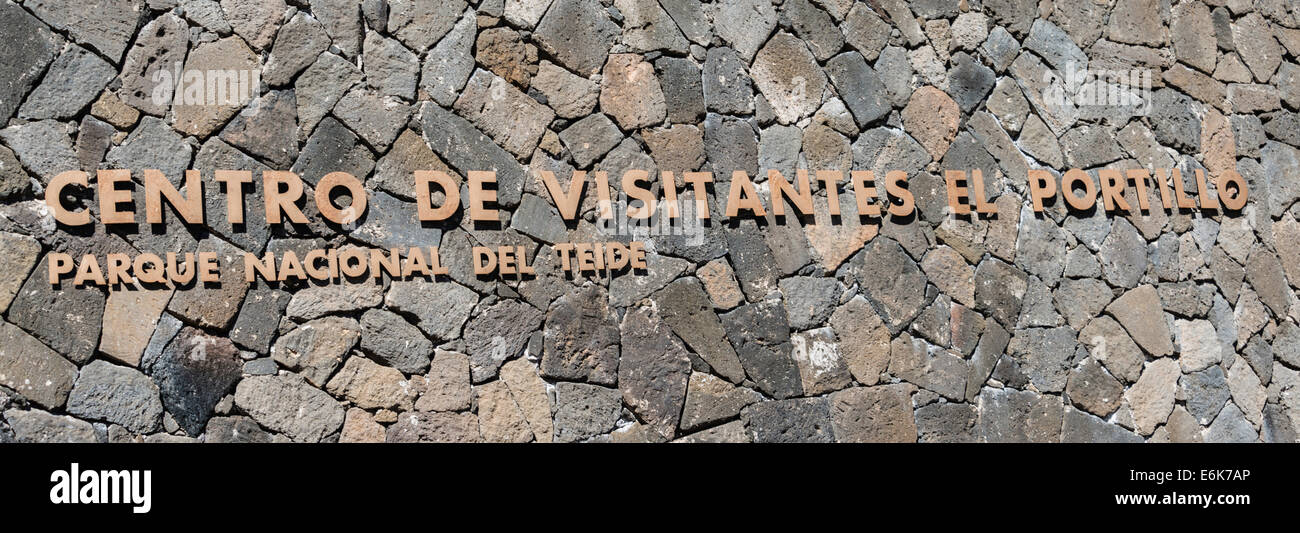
1107,285,1175,357
462,299,544,382
653,278,747,384
325,356,412,411
67,360,163,434
751,32,826,125
385,410,478,443
553,382,621,442
618,302,691,440
742,397,835,443
360,309,433,374
235,374,345,442
542,285,620,385
0,322,78,410
533,0,619,76
1126,358,1181,436
8,257,105,364
415,350,473,412
826,52,890,128
384,281,477,341
829,384,917,443
533,61,599,119
599,54,667,130
150,327,243,436
4,409,97,443
3,0,1295,444
977,387,1064,443
1066,358,1124,417
271,316,360,386
715,0,778,61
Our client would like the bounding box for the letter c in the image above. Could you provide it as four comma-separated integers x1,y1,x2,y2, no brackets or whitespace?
46,170,91,226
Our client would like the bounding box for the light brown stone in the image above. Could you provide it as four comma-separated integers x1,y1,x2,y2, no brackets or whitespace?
598,53,667,129
803,190,878,271
695,259,744,310
475,26,536,87
415,350,473,412
90,91,140,129
499,358,554,442
829,295,891,385
339,407,385,443
1125,358,1180,435
172,37,260,136
828,384,918,443
476,380,534,442
99,283,173,367
1106,285,1175,357
1200,107,1236,177
326,356,414,411
641,124,705,174
921,246,975,307
0,232,40,313
902,86,960,160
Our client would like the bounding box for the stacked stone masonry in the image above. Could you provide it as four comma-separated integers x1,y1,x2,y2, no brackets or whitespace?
1,0,1299,443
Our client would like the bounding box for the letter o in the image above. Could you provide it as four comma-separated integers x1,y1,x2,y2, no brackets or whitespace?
315,172,367,224
1217,170,1248,211
1061,168,1097,211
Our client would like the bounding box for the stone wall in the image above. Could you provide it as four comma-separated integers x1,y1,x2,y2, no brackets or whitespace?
1,0,1299,443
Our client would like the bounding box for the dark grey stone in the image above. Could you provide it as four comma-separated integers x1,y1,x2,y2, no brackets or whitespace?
778,276,841,331
651,278,747,383
462,299,544,382
553,382,621,442
655,57,705,124
533,0,620,76
1179,366,1230,425
204,415,273,443
67,360,163,434
720,300,801,399
741,397,835,443
947,52,996,113
360,309,433,374
853,238,929,334
0,4,58,119
291,117,375,188
825,51,890,128
976,386,1063,442
1149,89,1202,152
916,402,978,443
220,90,301,169
0,321,78,410
1062,407,1143,443
618,303,692,440
1007,327,1077,393
19,44,116,120
230,288,292,354
7,256,104,365
542,285,621,385
780,0,843,62
148,327,244,436
703,113,758,177
352,190,443,249
701,47,754,115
